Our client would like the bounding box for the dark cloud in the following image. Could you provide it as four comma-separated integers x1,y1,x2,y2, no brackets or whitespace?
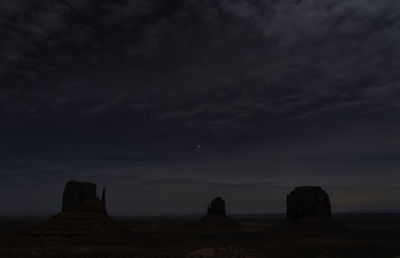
1,0,400,215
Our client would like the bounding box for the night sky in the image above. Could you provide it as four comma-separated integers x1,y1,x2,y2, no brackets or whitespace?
1,0,400,216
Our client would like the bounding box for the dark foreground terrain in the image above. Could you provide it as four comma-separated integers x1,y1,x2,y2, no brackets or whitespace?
0,214,399,258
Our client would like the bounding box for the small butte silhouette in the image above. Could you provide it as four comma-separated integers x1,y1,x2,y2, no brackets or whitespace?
200,197,237,227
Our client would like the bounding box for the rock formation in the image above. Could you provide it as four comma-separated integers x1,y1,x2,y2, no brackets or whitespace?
286,186,331,219
62,180,106,213
272,186,344,232
207,197,226,216
200,197,237,226
23,180,128,239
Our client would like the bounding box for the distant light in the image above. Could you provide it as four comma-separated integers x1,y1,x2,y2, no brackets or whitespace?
197,145,201,149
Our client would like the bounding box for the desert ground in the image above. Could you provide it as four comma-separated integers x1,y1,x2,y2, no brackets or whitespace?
0,214,399,258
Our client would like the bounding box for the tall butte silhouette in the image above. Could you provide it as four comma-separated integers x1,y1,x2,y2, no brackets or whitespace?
24,180,128,239
273,186,344,232
62,180,107,213
287,186,332,219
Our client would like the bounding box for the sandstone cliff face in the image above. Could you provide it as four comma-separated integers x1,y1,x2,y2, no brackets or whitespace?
286,186,331,219
62,180,106,213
